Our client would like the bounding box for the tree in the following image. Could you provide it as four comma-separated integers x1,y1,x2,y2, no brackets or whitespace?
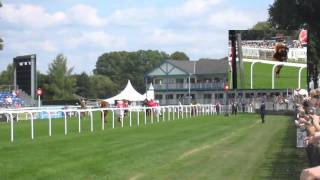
0,2,3,50
170,51,190,61
44,54,76,100
0,63,14,85
0,38,3,50
75,72,91,98
94,50,170,93
89,75,118,99
268,0,320,88
251,21,272,30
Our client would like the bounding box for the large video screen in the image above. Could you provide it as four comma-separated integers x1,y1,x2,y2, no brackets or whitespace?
228,30,307,89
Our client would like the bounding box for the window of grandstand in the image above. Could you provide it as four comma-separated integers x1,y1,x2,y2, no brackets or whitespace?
204,94,212,99
165,94,173,99
176,94,184,99
155,94,163,100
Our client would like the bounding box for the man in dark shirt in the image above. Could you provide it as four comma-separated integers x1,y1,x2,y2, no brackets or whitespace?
260,101,266,123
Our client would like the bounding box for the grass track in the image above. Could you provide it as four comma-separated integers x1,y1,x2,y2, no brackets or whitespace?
0,113,308,179
230,61,307,89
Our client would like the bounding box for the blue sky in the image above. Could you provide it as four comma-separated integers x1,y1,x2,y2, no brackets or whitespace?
0,0,273,74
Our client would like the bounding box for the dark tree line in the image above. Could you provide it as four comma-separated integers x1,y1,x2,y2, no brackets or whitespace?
0,51,189,100
268,0,320,88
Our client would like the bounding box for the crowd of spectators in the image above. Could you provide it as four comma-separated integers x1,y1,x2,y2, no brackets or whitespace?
0,90,23,108
295,89,320,166
295,89,320,178
238,40,304,49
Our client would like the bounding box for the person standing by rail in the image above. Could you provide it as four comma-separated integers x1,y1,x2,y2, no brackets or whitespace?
260,101,266,124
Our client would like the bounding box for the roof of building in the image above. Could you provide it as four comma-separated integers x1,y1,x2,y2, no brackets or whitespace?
167,58,228,75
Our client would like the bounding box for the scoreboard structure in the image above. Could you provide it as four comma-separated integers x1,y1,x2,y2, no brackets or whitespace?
13,54,37,100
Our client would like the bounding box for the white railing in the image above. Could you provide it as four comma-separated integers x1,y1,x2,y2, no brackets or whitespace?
243,58,307,89
0,104,255,142
241,47,307,62
154,82,224,90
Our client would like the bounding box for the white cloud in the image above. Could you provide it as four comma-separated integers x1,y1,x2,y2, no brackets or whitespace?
68,4,106,27
64,31,127,50
207,9,267,29
107,8,157,26
167,0,223,17
0,4,67,28
8,40,58,54
145,28,197,45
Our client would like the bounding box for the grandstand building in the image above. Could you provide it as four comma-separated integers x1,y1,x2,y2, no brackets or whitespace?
146,59,294,105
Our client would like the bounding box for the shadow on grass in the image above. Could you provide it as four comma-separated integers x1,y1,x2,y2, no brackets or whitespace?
259,119,309,179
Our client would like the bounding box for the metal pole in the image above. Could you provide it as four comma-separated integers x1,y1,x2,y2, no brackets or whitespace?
38,95,40,107
112,110,115,129
129,109,132,127
64,112,67,135
272,64,278,89
90,111,93,132
137,110,140,126
29,112,34,139
48,111,52,136
101,110,105,130
10,113,14,142
230,30,237,89
144,108,147,125
78,111,81,133
250,62,257,89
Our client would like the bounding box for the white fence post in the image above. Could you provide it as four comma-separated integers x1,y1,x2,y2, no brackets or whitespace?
101,110,105,130
78,111,81,133
162,107,165,122
48,111,52,136
9,113,14,142
151,107,153,124
157,108,160,122
144,108,147,125
112,110,115,129
64,111,67,135
129,109,132,127
28,112,34,139
137,109,140,126
90,111,93,132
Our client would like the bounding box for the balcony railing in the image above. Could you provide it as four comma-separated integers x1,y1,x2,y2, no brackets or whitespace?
154,83,224,90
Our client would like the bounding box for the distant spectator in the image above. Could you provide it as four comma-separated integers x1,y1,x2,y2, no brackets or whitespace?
260,101,266,124
299,23,308,48
216,102,220,115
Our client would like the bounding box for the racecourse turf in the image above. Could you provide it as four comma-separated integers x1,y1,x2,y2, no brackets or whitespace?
233,61,307,89
0,113,308,179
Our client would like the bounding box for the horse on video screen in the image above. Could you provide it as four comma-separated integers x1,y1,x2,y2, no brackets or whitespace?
273,43,289,78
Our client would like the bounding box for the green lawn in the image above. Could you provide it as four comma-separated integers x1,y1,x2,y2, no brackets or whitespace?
230,61,307,89
0,113,308,179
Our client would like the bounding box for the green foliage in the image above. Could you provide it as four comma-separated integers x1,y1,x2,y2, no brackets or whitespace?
94,50,170,93
0,63,13,85
44,54,76,100
268,0,320,86
89,74,118,99
237,30,297,40
75,72,90,98
170,51,190,60
0,38,3,50
251,21,272,30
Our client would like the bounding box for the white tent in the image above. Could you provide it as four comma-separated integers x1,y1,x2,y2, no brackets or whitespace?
142,83,155,100
104,80,146,104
